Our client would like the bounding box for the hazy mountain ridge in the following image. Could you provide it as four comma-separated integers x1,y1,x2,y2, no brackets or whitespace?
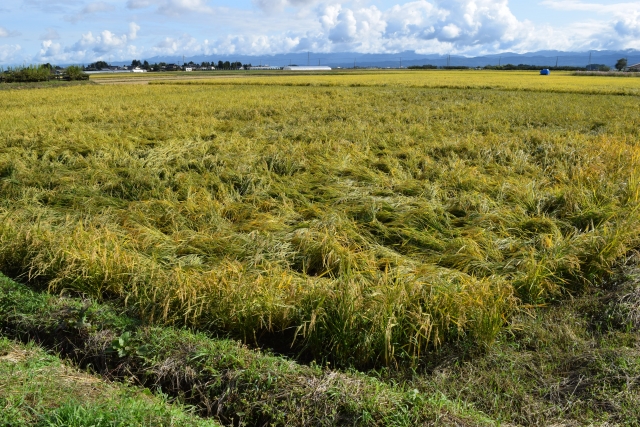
116,49,640,69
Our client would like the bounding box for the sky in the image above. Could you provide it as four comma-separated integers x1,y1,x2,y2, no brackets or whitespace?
1,0,639,65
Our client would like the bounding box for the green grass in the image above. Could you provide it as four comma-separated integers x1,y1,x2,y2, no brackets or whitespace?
0,338,219,427
1,77,640,368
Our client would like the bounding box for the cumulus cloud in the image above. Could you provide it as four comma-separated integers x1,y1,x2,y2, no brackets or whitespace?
38,40,63,59
153,34,201,55
65,1,116,23
126,0,213,16
10,0,640,65
71,30,129,53
614,11,640,37
129,22,141,40
315,0,529,53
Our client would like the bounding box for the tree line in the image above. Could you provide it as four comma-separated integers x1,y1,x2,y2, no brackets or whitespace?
85,59,252,71
0,64,88,83
408,58,632,72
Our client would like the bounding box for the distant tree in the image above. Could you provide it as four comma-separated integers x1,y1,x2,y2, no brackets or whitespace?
143,60,150,70
131,59,142,68
615,58,628,71
223,61,231,69
64,65,89,81
218,60,224,69
88,61,110,70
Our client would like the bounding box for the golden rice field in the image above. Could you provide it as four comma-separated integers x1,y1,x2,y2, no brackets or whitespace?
136,70,640,95
2,71,640,368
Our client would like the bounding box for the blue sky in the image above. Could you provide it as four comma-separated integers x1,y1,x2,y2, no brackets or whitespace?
1,0,639,65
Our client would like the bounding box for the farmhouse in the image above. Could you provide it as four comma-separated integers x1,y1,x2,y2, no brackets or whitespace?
628,63,640,71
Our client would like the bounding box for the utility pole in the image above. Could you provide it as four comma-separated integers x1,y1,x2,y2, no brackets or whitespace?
555,56,558,68
588,51,592,69
308,51,310,66
400,57,402,68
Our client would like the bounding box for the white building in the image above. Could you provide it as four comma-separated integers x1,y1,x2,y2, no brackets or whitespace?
283,66,332,71
132,67,147,73
248,66,283,70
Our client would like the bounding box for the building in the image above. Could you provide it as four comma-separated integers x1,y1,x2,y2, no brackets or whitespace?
283,66,332,71
247,66,282,70
132,67,147,73
628,63,640,72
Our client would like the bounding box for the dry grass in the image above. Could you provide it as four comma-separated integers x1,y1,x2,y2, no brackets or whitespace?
1,74,639,368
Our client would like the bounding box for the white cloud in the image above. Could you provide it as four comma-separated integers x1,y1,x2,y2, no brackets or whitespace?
315,0,529,53
38,40,63,59
0,44,21,63
152,34,200,55
126,0,213,16
65,1,116,23
70,30,129,53
129,22,141,40
8,0,640,65
614,11,640,37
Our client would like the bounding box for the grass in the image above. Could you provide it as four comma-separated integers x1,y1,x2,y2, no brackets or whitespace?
1,72,640,371
0,338,219,427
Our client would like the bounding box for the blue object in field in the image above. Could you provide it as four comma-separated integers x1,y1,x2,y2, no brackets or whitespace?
540,69,550,75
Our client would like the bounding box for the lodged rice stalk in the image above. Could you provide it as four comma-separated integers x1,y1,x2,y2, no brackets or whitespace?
1,78,640,367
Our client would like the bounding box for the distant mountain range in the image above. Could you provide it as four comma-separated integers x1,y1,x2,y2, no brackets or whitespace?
107,49,639,69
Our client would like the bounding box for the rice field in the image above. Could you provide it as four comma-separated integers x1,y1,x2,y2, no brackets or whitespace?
141,70,640,95
2,71,640,368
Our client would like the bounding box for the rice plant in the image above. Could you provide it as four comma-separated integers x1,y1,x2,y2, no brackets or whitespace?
1,74,639,368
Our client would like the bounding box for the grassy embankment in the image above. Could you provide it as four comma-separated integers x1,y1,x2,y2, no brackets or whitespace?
1,72,640,371
0,337,218,427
